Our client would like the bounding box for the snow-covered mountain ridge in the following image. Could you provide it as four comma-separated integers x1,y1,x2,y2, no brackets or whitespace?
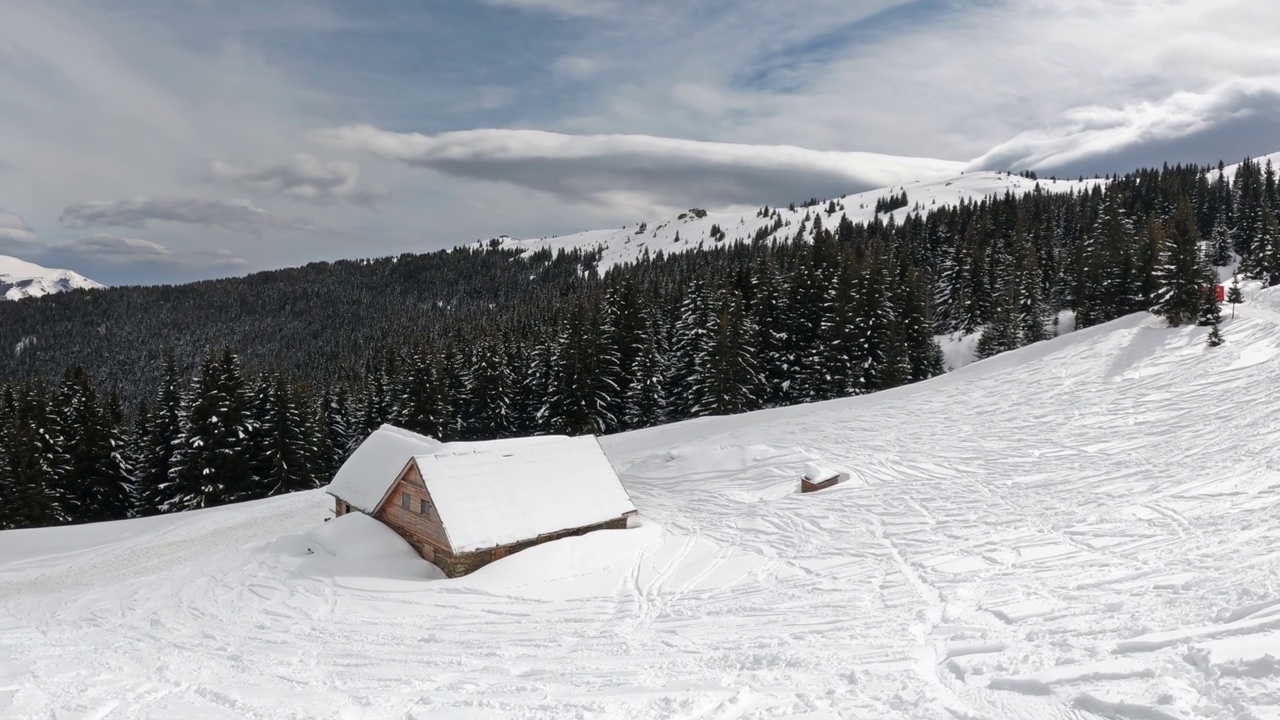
481,151,1280,273
479,169,1105,272
0,255,103,300
4,283,1279,718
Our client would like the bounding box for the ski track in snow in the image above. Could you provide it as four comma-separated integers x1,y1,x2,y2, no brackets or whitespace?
4,296,1280,718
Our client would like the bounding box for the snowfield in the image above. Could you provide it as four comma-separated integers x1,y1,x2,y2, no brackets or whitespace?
4,291,1280,719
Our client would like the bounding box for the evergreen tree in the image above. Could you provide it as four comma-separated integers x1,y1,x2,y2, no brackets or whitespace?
1014,235,1051,344
1197,284,1223,328
621,305,669,429
1153,198,1209,327
747,254,790,406
317,385,358,478
135,349,185,515
164,348,256,510
975,271,1022,360
670,280,716,415
540,296,619,434
0,385,66,529
398,346,449,440
897,265,945,381
255,375,320,495
688,291,761,416
467,336,518,440
56,367,134,523
1206,312,1225,347
1227,272,1244,318
1209,211,1234,267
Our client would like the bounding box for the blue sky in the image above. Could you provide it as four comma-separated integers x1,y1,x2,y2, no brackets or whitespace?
2,0,1279,285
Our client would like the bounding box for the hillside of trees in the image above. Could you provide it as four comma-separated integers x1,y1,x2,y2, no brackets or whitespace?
2,157,1278,530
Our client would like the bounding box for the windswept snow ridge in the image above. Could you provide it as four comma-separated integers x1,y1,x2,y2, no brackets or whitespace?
481,171,1103,273
0,255,103,301
4,291,1280,718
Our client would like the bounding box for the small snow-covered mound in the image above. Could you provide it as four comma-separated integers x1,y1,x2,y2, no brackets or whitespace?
262,512,446,586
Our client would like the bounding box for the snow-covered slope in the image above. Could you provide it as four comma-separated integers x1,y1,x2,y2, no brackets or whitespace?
482,171,1104,272
4,291,1280,718
0,255,103,300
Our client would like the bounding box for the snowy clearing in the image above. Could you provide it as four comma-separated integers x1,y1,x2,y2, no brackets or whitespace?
3,291,1280,718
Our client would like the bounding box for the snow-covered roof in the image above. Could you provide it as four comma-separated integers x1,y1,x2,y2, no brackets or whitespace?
803,463,843,484
414,435,636,554
326,425,442,512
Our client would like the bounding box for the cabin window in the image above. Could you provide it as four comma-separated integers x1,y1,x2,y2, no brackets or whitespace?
401,491,411,509
420,499,431,517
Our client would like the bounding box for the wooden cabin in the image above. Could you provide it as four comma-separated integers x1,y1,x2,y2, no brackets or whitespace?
326,425,638,577
801,462,847,493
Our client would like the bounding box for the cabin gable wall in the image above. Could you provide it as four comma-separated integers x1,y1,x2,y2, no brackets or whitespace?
373,463,451,563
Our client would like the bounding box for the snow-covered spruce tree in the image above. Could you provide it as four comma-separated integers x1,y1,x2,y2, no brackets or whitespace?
1014,233,1051,344
975,277,1021,360
254,374,320,496
1227,272,1244,318
1197,281,1223,328
858,247,898,393
1234,158,1265,259
466,336,518,440
747,253,790,407
126,399,153,513
1096,193,1141,321
0,385,65,529
134,349,185,515
1153,198,1210,327
1210,211,1234,267
316,385,357,478
164,348,257,511
954,225,988,334
357,350,397,439
1252,207,1280,286
622,305,670,429
814,253,859,399
1206,311,1225,347
55,367,134,524
688,291,761,417
896,264,945,382
539,295,619,435
669,279,715,416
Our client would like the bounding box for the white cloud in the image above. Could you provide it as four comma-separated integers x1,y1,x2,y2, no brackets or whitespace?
551,56,602,80
0,212,40,248
477,0,616,18
59,197,314,235
314,125,964,212
206,154,385,206
969,77,1280,174
52,233,247,268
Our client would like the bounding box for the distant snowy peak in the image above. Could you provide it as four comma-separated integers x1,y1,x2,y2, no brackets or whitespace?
481,170,1103,273
0,256,104,301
